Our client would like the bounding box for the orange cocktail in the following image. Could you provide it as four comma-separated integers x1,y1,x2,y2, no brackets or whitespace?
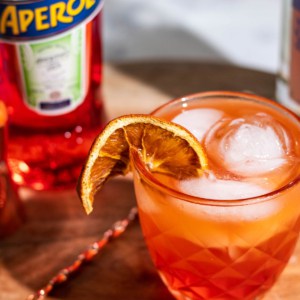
132,92,300,300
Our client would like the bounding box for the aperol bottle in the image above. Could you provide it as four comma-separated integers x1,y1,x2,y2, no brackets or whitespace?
0,0,105,190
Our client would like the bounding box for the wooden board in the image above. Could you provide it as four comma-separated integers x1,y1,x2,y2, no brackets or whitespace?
1,62,299,300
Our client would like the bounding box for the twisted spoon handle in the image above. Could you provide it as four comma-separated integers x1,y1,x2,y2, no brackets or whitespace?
26,206,138,300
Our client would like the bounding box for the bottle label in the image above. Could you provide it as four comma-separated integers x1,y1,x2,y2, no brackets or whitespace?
17,26,87,115
290,0,300,104
0,0,103,41
0,0,103,116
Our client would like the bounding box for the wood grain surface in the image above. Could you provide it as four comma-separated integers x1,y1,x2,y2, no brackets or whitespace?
1,62,299,300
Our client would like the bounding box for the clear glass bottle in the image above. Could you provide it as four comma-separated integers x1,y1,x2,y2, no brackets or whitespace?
276,0,300,114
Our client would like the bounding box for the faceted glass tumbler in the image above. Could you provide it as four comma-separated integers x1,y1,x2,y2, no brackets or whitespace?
132,91,300,300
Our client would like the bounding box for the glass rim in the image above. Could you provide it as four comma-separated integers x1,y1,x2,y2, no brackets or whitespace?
132,90,300,207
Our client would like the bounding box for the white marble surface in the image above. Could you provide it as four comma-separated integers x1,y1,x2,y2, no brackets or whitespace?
103,0,283,73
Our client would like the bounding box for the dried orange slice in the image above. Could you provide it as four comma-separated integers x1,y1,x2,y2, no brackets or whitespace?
77,115,208,214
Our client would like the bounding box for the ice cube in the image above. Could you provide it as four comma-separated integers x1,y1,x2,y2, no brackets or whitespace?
179,172,269,200
177,173,277,223
172,108,223,141
205,113,291,176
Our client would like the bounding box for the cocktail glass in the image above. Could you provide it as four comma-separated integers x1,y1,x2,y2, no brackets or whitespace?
131,91,300,300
